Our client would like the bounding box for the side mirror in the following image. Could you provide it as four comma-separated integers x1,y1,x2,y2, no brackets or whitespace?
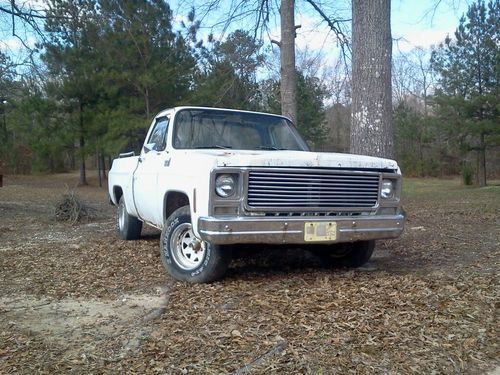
143,143,155,153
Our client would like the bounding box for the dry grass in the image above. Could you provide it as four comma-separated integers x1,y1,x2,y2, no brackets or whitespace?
0,173,498,374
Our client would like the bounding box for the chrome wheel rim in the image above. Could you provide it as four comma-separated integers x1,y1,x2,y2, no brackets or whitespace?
170,223,205,270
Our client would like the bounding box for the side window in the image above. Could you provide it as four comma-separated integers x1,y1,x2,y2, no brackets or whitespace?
146,116,169,152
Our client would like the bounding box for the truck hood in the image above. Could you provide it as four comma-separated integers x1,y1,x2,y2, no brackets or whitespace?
189,150,399,171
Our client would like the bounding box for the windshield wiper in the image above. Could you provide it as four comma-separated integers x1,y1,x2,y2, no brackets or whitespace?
255,145,284,150
195,145,233,149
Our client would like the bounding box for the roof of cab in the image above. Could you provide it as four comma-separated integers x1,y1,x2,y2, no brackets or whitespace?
154,106,291,122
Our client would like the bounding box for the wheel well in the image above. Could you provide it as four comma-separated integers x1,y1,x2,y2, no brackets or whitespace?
164,191,189,222
113,186,123,204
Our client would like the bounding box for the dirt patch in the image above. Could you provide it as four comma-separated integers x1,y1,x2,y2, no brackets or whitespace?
0,173,498,374
1,293,167,338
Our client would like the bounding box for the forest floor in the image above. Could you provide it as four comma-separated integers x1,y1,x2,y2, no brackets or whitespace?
0,173,498,374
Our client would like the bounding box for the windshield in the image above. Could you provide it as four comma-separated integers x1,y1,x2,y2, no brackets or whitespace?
173,109,309,151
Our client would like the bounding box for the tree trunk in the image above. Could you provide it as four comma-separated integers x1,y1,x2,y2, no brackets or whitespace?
97,147,102,188
145,88,150,120
280,0,297,125
477,132,486,186
69,143,76,170
78,101,88,186
351,0,393,158
1,109,6,136
100,152,107,179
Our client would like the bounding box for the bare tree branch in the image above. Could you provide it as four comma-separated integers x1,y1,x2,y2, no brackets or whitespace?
1,0,48,38
304,0,351,63
0,4,46,19
270,39,280,47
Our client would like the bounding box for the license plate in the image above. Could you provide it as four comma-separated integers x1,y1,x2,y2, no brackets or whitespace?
304,222,337,242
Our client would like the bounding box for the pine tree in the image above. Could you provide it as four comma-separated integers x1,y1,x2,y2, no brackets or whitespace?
97,0,196,155
263,70,328,147
43,0,102,185
191,30,263,110
431,0,499,186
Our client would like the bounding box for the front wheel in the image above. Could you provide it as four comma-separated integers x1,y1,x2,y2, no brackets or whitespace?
313,240,375,268
340,240,375,267
160,206,231,283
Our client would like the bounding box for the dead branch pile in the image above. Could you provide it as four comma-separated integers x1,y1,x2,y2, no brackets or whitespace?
54,189,95,223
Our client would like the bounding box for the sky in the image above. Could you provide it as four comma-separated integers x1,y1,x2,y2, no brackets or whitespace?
0,0,472,67
288,0,470,57
391,0,470,52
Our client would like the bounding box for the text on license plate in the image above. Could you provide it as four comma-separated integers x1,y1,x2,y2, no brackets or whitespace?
304,222,337,242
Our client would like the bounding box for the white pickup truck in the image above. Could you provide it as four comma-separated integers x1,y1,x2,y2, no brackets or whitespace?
108,106,405,283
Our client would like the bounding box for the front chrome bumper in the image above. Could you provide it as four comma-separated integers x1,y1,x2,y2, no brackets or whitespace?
198,213,405,245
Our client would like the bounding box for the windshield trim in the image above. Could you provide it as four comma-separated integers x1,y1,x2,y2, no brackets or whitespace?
172,108,310,151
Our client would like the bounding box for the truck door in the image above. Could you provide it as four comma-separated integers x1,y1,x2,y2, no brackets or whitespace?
133,116,170,225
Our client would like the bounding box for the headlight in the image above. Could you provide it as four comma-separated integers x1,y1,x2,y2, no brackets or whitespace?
380,179,394,199
215,174,236,198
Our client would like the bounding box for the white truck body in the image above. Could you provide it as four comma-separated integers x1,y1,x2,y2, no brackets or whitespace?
108,106,405,282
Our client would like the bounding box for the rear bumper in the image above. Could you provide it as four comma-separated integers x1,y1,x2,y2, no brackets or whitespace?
198,213,405,245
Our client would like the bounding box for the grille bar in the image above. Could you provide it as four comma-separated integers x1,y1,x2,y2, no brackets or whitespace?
247,169,380,209
249,172,378,179
250,186,378,192
249,195,378,200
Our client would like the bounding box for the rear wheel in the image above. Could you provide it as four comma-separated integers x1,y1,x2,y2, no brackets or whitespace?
116,196,142,240
160,206,231,283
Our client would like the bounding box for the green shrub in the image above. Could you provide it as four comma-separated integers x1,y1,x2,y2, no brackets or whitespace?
461,165,474,185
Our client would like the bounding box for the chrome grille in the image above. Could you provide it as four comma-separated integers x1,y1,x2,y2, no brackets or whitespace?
247,169,380,210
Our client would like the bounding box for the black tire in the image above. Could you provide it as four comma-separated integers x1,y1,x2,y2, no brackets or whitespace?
313,240,375,268
160,206,231,283
341,240,375,267
116,196,142,240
